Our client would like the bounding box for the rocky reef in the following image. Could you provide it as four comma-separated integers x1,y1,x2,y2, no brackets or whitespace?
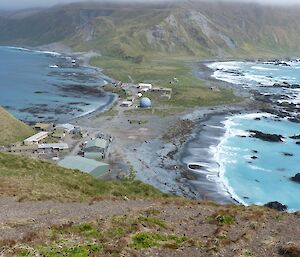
248,130,284,142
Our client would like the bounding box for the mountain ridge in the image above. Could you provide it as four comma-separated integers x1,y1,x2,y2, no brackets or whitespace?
0,1,300,58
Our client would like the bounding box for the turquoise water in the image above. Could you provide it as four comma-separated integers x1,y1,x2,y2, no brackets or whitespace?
219,114,300,211
0,46,112,123
208,61,300,211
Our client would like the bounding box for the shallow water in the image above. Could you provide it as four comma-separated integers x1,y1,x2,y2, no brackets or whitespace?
206,61,300,211
0,46,112,123
219,113,300,211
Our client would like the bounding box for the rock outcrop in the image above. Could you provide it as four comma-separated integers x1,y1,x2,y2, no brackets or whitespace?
291,173,300,183
264,201,288,211
248,130,284,142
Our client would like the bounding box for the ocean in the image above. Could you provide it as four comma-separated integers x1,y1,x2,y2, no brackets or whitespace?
0,46,114,123
206,60,300,211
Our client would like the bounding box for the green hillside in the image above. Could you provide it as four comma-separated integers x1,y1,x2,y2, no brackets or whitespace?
1,1,300,59
0,107,34,145
0,152,167,201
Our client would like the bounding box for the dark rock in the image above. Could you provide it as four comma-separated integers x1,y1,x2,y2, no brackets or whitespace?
188,164,203,170
248,130,284,142
291,173,300,183
264,201,287,211
251,156,258,160
34,91,48,94
273,82,299,89
290,135,300,140
277,168,286,172
288,117,300,123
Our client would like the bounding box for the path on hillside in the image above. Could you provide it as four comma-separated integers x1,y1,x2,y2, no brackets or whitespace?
0,197,159,240
0,197,300,257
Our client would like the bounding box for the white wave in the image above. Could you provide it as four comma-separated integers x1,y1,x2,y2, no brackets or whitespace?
4,46,61,56
6,46,31,52
207,61,243,71
211,71,245,85
206,174,219,182
214,133,248,205
251,65,279,71
36,50,61,56
248,165,272,173
212,112,276,206
209,61,300,89
243,73,275,86
207,125,224,129
236,112,274,120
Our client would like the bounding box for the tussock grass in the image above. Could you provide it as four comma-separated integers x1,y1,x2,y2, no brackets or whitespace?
0,107,34,145
0,153,168,202
14,213,193,256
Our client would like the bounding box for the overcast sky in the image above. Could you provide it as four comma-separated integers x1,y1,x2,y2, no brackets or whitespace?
1,0,300,10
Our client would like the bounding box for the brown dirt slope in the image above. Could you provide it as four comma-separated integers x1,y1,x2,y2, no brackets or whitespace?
0,197,299,257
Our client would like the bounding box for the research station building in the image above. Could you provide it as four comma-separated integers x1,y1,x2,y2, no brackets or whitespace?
58,156,109,178
83,138,108,160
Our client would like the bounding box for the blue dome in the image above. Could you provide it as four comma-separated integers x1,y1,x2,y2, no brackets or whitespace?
140,97,152,108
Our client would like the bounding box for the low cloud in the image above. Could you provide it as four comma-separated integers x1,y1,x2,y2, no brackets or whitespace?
1,0,300,10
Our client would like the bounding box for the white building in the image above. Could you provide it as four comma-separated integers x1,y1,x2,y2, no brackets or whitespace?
138,83,153,92
56,123,75,133
120,101,133,107
24,132,48,145
38,143,69,151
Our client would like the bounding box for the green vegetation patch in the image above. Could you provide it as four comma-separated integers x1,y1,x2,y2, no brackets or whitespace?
21,243,102,257
131,231,188,250
137,216,168,229
16,213,192,256
102,83,127,98
207,213,236,226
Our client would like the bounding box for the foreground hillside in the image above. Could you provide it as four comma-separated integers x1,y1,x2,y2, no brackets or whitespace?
0,153,166,201
0,107,34,145
1,1,300,58
0,153,299,257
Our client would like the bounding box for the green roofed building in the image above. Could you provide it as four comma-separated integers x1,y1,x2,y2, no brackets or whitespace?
83,138,108,160
58,156,109,178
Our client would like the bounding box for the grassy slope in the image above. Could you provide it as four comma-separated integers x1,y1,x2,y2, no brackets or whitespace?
0,153,167,201
0,107,34,145
91,56,240,112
